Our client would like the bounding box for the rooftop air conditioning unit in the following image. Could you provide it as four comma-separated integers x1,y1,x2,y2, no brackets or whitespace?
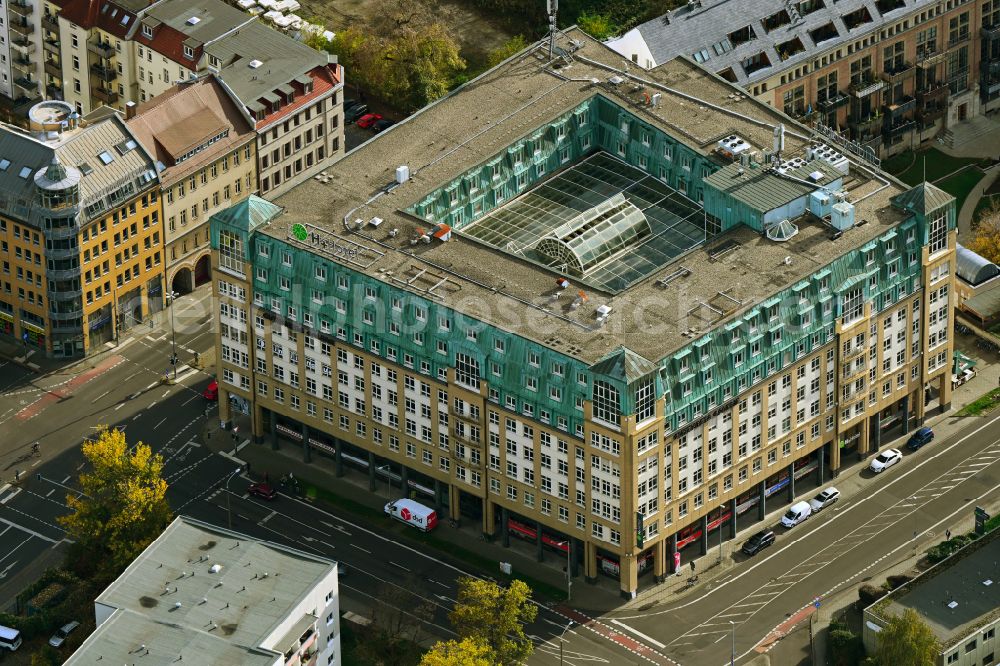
249,59,263,69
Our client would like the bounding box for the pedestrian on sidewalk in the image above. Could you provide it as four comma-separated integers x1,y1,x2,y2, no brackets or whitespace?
946,529,952,540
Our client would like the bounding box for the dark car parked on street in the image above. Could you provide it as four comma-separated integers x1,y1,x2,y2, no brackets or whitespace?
907,427,934,451
345,104,369,124
741,529,776,556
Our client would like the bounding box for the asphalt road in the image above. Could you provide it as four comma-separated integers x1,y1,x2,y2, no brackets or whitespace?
2,287,999,666
603,414,1000,665
0,287,640,666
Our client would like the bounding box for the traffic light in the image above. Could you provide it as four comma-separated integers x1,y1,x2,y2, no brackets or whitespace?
636,511,645,548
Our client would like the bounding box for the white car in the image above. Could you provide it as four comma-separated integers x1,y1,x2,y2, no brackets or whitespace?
49,621,80,648
809,487,841,512
869,448,903,473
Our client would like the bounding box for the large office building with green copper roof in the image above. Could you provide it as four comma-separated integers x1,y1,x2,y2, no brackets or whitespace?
209,28,957,598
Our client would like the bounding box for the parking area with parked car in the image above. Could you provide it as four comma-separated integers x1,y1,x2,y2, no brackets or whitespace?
344,98,397,150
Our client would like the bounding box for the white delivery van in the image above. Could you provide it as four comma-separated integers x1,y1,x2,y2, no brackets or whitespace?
781,501,813,528
384,499,438,532
0,624,22,651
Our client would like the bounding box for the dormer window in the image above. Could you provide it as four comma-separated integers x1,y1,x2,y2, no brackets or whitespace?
142,24,152,38
183,45,194,59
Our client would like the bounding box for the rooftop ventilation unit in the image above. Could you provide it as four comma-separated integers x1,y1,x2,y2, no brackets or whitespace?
807,142,850,174
209,564,221,573
716,134,751,160
395,165,409,184
187,16,201,24
249,59,263,69
608,75,625,85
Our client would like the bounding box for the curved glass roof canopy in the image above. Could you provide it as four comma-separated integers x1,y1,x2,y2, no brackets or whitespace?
462,152,705,293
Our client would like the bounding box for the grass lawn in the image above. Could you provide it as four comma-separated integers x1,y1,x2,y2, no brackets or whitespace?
881,148,983,185
958,387,1000,416
936,166,986,216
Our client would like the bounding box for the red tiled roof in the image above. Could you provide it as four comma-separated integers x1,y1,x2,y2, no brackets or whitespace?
136,23,202,68
58,0,141,37
255,63,340,130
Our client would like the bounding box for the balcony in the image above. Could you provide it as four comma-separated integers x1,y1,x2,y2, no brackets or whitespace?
44,60,61,78
917,103,946,123
90,64,118,82
885,95,916,117
14,77,39,94
10,1,32,16
87,40,116,59
880,62,914,84
884,119,917,139
43,38,60,54
917,50,946,69
92,86,119,104
948,30,970,48
46,83,62,98
12,54,34,71
850,77,884,97
9,20,34,37
42,14,58,32
982,23,1000,40
10,35,34,51
817,91,850,111
917,83,948,104
850,113,883,134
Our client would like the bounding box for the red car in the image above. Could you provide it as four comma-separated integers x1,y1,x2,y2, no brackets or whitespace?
248,481,277,500
356,113,383,129
202,379,218,401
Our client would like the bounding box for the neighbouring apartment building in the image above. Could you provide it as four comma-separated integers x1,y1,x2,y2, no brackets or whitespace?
863,526,999,666
210,29,956,598
65,516,342,666
28,0,344,196
607,0,1000,159
126,73,255,295
0,99,163,357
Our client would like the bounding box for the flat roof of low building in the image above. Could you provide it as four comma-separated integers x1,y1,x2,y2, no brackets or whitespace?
65,516,337,665
268,29,906,366
881,533,1000,647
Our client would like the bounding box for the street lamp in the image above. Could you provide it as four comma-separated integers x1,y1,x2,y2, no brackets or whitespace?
166,291,179,380
377,464,392,505
730,620,736,666
558,540,572,602
225,466,242,529
559,620,573,666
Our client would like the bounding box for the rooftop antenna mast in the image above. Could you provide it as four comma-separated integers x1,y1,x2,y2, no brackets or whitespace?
548,0,558,60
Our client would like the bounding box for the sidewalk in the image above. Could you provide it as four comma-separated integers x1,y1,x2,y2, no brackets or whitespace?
199,416,624,614
198,357,1000,619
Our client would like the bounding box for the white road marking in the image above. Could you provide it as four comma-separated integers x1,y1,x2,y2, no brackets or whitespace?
260,511,277,525
610,620,667,649
60,476,70,484
0,488,21,504
93,389,111,402
162,390,170,398
154,418,167,430
0,518,57,543
45,489,54,497
390,561,411,572
114,403,124,410
148,401,157,409
352,544,371,553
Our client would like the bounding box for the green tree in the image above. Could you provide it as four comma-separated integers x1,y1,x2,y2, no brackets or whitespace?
30,645,60,666
968,201,1000,264
872,607,940,666
421,637,493,666
449,578,537,666
58,427,171,578
577,10,617,39
827,620,865,666
321,4,465,113
487,35,529,67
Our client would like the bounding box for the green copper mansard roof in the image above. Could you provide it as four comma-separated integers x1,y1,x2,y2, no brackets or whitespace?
211,195,283,232
590,346,658,384
890,182,955,216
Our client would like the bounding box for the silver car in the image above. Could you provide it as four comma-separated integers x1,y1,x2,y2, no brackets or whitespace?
49,621,80,648
809,487,841,512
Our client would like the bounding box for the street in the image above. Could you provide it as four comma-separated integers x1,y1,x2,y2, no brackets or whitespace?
1,286,999,665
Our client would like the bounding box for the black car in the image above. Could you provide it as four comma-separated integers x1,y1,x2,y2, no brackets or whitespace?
344,103,369,124
741,529,776,556
907,427,934,451
371,119,394,133
344,98,359,110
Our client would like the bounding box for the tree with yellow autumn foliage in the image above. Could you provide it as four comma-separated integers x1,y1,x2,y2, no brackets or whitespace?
420,638,493,666
967,200,1000,264
59,427,171,578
